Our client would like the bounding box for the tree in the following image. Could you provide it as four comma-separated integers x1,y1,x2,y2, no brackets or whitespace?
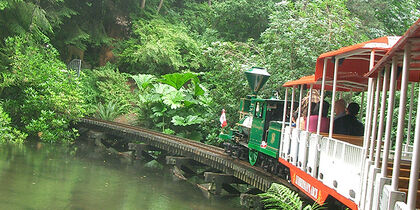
347,0,420,38
141,0,146,9
117,18,205,74
157,0,164,13
0,0,74,42
260,0,367,93
211,0,280,41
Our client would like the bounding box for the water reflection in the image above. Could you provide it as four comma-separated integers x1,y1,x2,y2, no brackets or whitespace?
0,142,243,210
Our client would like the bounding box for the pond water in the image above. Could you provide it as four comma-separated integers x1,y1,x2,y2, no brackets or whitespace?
0,142,243,210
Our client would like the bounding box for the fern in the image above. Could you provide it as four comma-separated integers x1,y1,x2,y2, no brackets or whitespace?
259,183,325,210
94,101,124,121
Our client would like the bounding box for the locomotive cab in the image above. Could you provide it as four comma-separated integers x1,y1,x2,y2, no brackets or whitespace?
248,99,295,159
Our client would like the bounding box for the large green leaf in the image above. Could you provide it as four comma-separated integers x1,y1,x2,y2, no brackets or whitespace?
162,91,184,109
171,115,204,126
131,74,156,90
159,72,197,90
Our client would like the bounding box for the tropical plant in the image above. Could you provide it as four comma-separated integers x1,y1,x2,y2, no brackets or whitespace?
79,64,134,115
94,101,125,121
259,183,324,210
133,72,212,141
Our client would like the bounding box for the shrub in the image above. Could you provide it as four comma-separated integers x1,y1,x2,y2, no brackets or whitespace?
79,63,134,115
132,72,212,141
0,105,26,143
117,18,205,74
94,101,125,121
0,34,85,143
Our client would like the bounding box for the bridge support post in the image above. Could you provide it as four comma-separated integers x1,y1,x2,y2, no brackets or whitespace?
128,143,157,162
166,156,199,181
200,172,243,195
87,130,106,146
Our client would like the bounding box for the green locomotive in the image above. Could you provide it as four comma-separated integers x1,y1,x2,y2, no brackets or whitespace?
220,67,295,172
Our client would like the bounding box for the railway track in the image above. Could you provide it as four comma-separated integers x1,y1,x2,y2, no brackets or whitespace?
79,117,305,197
84,117,227,156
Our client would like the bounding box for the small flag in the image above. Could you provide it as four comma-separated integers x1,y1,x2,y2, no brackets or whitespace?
260,141,267,148
220,109,227,128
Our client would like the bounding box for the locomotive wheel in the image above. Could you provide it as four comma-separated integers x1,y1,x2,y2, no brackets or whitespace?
248,149,258,166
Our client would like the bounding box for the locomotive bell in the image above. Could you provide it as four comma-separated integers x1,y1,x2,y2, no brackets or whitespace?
245,67,270,95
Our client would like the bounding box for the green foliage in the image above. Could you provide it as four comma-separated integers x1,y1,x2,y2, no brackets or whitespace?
0,34,85,143
211,0,279,41
94,101,125,121
79,63,134,115
0,0,75,42
259,183,303,210
259,183,324,210
260,0,367,94
202,41,262,130
25,110,79,143
347,0,420,38
117,18,205,74
0,105,26,143
171,115,205,126
133,72,212,141
169,1,215,38
160,72,197,90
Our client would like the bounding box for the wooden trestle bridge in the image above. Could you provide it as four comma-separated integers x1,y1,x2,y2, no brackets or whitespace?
79,118,305,201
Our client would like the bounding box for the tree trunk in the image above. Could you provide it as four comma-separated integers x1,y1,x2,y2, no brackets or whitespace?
208,0,211,6
157,0,163,14
141,0,146,9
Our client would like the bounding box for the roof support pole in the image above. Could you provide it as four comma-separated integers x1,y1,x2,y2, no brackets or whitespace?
363,50,376,154
365,78,376,157
359,51,376,210
339,91,343,99
407,84,420,210
369,76,382,160
306,85,313,131
280,88,289,152
317,59,328,135
297,84,304,129
359,91,365,121
328,57,339,138
375,66,390,168
405,82,415,152
391,43,411,191
289,86,296,126
381,58,398,177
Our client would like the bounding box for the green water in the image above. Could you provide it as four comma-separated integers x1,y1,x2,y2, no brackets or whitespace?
0,143,243,210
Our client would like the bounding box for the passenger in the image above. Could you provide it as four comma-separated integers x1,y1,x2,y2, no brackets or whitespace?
297,90,320,130
334,99,346,120
333,102,364,136
293,109,305,130
306,101,330,133
291,111,298,127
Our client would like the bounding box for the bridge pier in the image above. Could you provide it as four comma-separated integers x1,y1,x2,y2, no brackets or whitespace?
166,156,202,180
202,172,243,195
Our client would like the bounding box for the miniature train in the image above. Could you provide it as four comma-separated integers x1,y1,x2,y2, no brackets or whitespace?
219,17,420,210
220,67,355,209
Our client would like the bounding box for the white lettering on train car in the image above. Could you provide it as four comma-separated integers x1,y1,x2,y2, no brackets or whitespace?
295,175,318,199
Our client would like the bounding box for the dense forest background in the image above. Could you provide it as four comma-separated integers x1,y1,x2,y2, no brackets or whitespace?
0,0,419,144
